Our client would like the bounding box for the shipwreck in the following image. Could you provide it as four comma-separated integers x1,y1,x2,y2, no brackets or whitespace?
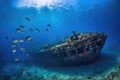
30,31,107,66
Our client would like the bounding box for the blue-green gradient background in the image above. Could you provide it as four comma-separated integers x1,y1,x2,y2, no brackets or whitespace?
0,0,120,67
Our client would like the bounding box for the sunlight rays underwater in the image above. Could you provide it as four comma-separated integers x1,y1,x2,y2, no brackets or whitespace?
0,0,120,80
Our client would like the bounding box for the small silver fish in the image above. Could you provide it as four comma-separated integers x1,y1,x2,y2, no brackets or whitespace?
13,38,19,43
25,36,32,41
16,28,21,32
11,44,17,48
46,28,49,32
20,48,25,53
44,43,49,47
12,49,16,53
47,24,51,28
19,25,25,28
19,39,24,43
21,30,25,33
25,17,31,21
35,29,40,33
15,58,19,62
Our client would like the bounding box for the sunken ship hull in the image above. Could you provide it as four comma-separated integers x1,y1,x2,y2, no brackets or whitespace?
30,32,107,66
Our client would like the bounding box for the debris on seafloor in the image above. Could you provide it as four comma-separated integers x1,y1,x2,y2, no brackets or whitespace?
20,68,25,74
15,68,25,79
1,63,120,80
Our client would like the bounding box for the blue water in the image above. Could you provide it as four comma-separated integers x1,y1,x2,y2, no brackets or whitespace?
0,0,120,80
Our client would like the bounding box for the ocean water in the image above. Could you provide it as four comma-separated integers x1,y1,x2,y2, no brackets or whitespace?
0,0,120,80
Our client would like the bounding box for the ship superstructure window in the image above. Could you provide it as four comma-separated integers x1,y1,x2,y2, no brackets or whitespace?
70,50,76,56
89,47,94,51
85,45,89,51
62,51,67,57
77,47,84,54
97,41,102,46
93,47,96,53
59,52,65,57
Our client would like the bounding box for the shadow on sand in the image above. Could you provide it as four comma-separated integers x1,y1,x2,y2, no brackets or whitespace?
30,50,119,76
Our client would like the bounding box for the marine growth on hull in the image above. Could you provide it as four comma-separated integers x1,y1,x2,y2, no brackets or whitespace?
36,31,107,65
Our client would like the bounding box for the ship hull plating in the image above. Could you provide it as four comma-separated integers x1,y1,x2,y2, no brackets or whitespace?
30,32,107,66
61,47,102,65
30,47,102,66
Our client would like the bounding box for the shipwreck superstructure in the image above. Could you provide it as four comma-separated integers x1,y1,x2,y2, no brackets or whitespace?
30,31,107,66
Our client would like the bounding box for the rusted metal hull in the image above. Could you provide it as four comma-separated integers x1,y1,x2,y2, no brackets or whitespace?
61,47,102,65
30,47,102,66
30,33,107,66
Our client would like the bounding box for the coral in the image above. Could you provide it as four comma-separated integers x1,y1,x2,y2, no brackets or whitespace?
38,76,45,80
1,63,120,80
51,75,58,80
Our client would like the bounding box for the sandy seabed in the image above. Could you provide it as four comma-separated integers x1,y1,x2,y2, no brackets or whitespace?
0,50,120,80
